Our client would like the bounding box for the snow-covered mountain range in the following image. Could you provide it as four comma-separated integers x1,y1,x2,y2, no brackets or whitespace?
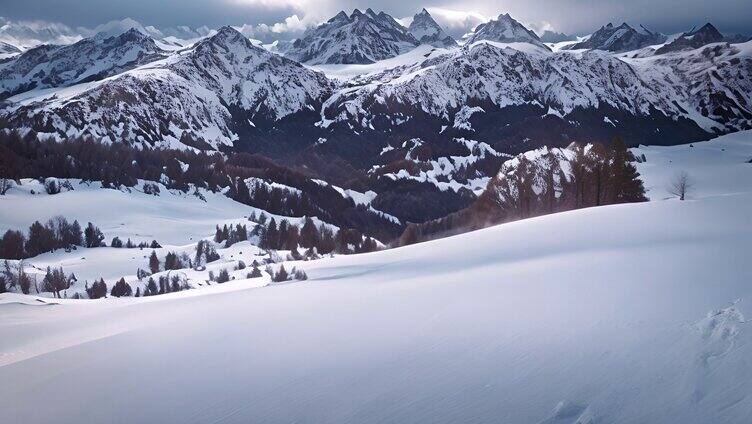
285,9,419,64
568,22,666,52
408,8,457,48
1,26,331,149
0,28,166,100
465,13,548,49
0,9,750,186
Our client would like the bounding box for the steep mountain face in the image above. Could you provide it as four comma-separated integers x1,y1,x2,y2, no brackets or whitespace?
286,9,418,64
408,9,457,48
465,13,548,49
0,28,166,100
1,27,333,149
319,41,714,151
264,39,294,55
569,23,666,52
539,30,575,43
655,23,724,54
628,42,752,133
0,41,21,55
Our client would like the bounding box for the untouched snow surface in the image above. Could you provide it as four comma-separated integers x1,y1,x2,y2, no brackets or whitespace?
2,132,752,423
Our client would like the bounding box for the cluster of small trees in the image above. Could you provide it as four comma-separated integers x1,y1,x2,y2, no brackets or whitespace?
143,274,189,296
146,250,192,274
0,132,401,242
400,139,649,245
0,218,105,260
42,266,76,298
266,264,308,283
0,260,32,294
194,240,220,268
256,216,379,255
111,237,161,249
85,279,108,299
214,224,248,248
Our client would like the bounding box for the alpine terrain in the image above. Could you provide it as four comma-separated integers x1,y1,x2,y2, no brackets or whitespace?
1,3,752,423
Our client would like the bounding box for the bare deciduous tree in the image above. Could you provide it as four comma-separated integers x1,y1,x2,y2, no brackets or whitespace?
669,171,693,201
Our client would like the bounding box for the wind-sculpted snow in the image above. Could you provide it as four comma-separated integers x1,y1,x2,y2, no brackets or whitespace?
2,131,752,422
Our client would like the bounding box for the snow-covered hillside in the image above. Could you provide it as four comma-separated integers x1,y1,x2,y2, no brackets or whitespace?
1,131,751,423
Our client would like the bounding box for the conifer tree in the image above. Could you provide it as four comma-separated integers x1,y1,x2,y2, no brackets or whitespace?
149,250,160,274
84,222,104,248
111,278,132,297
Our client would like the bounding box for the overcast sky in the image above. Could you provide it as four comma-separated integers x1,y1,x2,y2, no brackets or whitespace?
3,0,751,39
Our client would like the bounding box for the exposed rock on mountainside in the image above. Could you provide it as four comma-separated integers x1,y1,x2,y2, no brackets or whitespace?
408,9,457,48
0,28,166,100
1,26,332,149
285,9,418,64
538,30,576,43
568,23,666,52
0,41,21,55
655,23,724,54
465,13,548,50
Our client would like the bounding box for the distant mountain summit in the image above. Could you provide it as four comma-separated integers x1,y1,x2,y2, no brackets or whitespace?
465,13,548,49
655,23,724,54
569,23,666,52
286,9,418,64
538,30,575,43
0,28,165,100
408,9,457,48
0,40,21,55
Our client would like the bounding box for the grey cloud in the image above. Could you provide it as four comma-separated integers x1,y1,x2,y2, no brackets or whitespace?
2,0,750,39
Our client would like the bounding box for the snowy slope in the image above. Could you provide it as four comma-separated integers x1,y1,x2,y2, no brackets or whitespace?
0,28,166,100
408,8,457,48
0,179,251,246
465,13,548,50
322,41,680,127
1,131,751,423
0,40,21,55
286,9,418,65
568,22,666,52
624,41,752,133
633,130,752,199
0,26,332,149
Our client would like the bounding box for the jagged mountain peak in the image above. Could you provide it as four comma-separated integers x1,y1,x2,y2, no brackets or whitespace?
0,27,166,100
209,25,254,46
655,22,724,54
285,9,418,64
569,21,666,52
408,8,457,48
693,23,723,38
538,30,575,43
465,13,547,49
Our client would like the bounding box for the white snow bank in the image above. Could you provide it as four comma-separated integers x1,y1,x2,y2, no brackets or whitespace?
2,168,752,423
